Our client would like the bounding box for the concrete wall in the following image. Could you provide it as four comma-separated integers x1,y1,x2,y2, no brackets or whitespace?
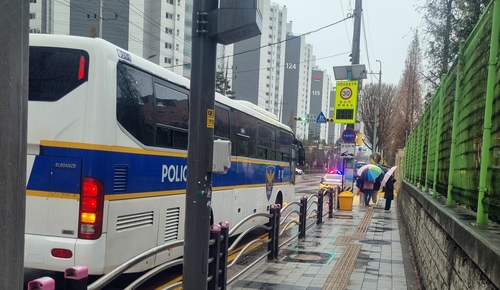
398,182,500,290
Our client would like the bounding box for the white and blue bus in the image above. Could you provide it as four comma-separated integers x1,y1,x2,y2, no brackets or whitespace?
25,35,303,274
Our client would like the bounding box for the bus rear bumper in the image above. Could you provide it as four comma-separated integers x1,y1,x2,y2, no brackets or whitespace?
24,233,107,275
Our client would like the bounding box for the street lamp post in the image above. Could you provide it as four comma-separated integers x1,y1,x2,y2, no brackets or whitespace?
373,60,382,153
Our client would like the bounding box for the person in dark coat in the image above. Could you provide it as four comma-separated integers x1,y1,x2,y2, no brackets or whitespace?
384,175,396,212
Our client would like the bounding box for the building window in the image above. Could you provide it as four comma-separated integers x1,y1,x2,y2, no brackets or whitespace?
176,29,180,36
165,27,173,34
177,0,181,5
167,0,173,3
30,0,36,3
165,57,172,64
186,4,193,12
175,58,179,64
29,13,36,19
165,42,172,49
166,12,173,19
176,43,180,51
177,14,181,20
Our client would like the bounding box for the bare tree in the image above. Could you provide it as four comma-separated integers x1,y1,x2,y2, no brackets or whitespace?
358,83,398,155
389,31,424,160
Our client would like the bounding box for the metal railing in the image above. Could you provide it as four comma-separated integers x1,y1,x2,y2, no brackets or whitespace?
27,186,341,290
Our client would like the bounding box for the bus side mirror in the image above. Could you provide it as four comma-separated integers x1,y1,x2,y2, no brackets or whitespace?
298,148,305,166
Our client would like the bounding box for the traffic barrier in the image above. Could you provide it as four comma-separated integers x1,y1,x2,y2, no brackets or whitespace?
218,221,230,290
208,224,221,289
317,190,324,224
299,196,308,239
273,204,281,260
267,204,279,261
64,266,88,290
27,277,55,290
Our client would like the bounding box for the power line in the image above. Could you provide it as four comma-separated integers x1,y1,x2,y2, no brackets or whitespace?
233,52,351,74
339,0,352,47
165,15,354,69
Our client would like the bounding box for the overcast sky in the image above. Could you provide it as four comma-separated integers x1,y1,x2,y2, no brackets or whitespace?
272,0,424,86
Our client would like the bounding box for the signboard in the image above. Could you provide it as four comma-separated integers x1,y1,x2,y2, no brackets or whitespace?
316,111,327,123
340,143,355,158
334,80,358,124
341,128,356,143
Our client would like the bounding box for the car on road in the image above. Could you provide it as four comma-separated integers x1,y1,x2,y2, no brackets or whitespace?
319,172,343,190
295,168,304,175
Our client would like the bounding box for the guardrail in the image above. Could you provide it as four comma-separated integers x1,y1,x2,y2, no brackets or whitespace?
27,186,340,290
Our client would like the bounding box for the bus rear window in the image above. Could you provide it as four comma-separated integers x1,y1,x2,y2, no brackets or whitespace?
29,47,89,102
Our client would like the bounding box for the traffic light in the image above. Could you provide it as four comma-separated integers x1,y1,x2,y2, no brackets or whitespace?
294,116,304,122
326,118,334,122
356,132,363,146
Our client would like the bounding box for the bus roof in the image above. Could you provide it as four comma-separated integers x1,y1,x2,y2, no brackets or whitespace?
29,34,294,134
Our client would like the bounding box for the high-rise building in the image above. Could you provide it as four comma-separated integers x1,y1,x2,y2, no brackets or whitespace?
309,69,333,143
281,23,314,140
28,0,194,78
230,0,287,117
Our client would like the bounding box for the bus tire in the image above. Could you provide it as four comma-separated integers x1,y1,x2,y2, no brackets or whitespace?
275,192,283,208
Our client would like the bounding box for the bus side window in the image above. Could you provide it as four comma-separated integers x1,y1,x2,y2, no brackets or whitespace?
117,63,155,146
214,104,230,140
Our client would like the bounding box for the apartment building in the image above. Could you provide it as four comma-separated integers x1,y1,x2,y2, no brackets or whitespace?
281,23,315,141
309,69,333,143
28,0,195,77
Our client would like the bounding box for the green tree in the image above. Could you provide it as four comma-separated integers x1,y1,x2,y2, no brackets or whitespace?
215,70,235,99
420,0,489,88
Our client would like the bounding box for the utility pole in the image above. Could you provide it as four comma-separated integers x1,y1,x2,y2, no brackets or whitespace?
224,55,229,96
346,0,362,131
373,60,381,153
0,0,29,288
98,0,103,37
183,0,218,288
350,0,362,66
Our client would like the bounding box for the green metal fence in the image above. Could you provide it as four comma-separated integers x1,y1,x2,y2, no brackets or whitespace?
404,0,500,225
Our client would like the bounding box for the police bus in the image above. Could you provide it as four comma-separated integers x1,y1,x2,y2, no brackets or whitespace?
26,34,303,274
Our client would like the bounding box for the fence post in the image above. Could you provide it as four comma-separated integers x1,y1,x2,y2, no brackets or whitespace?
317,189,324,225
299,196,307,239
328,188,334,218
27,277,55,290
64,266,88,290
274,204,281,260
218,221,229,290
207,224,221,290
267,204,277,261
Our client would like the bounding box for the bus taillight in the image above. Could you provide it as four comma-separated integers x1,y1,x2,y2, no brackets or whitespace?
78,177,104,239
78,56,86,80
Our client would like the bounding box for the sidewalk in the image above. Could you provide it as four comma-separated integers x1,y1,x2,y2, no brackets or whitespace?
229,194,410,290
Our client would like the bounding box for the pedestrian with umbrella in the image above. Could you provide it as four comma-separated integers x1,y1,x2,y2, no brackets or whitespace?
381,166,398,212
357,164,383,206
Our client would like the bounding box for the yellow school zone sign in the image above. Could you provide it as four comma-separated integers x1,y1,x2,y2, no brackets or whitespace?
333,80,359,124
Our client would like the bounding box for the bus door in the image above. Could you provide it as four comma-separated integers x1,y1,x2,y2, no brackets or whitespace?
26,156,82,238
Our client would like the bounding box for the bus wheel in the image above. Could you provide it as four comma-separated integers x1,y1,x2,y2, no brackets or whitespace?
275,192,283,208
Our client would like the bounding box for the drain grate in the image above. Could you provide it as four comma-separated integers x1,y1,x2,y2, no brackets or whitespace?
359,239,391,245
334,214,354,219
281,250,333,264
